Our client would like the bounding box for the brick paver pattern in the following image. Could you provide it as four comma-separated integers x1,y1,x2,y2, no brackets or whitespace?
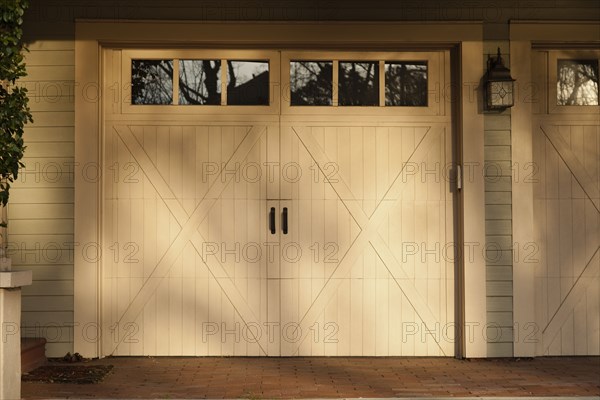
22,356,600,398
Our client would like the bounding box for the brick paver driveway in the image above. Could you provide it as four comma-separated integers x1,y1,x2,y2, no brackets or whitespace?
22,356,600,398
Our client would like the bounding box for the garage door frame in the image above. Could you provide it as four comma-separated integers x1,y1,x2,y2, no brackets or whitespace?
74,20,486,358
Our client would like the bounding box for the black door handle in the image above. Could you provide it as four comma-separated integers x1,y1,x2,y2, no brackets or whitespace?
282,207,288,235
269,207,276,234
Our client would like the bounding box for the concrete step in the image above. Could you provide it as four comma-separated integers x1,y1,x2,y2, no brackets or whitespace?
21,338,47,373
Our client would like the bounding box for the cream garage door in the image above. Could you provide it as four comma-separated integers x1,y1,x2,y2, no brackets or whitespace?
532,49,600,356
101,49,456,356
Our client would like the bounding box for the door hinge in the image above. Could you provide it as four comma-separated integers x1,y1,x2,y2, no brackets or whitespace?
456,164,463,191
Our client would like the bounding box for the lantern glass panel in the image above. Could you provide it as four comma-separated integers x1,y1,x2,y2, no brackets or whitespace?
488,80,513,108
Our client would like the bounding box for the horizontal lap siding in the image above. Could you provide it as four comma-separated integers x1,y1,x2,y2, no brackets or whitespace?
483,40,514,357
10,40,75,357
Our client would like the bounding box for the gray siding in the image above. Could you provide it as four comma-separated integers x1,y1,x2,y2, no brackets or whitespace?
11,40,75,357
483,40,513,357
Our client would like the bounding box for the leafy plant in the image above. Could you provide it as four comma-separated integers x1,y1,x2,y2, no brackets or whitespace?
0,0,32,229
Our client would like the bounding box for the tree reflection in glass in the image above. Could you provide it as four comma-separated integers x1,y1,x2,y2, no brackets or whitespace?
227,61,270,105
385,62,428,106
338,61,379,106
131,60,173,105
179,60,221,105
290,61,333,105
557,60,599,106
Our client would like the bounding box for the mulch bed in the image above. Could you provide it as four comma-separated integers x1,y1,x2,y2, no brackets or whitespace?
22,364,113,384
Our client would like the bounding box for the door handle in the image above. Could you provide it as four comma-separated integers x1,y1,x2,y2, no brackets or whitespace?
282,207,288,235
269,207,276,234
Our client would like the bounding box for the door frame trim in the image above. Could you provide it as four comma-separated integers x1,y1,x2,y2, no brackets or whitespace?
74,20,486,358
510,20,600,357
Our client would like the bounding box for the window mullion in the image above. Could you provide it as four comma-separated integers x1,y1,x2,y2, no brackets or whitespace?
333,60,339,106
172,59,179,105
379,60,385,107
221,59,227,105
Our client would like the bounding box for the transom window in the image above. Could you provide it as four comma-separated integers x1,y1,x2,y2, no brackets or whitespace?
132,58,270,106
178,60,221,105
131,60,173,105
385,61,428,106
557,59,599,106
290,59,429,107
132,57,430,107
290,61,333,106
227,60,270,105
338,61,380,106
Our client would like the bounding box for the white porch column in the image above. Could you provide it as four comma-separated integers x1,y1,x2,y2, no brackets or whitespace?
0,266,32,400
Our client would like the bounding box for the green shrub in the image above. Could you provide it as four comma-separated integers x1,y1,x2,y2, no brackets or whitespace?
0,0,32,227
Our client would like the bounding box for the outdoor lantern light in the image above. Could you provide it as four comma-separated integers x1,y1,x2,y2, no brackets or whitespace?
486,48,515,110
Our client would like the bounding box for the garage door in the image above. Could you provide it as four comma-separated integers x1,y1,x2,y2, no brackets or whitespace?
101,49,455,356
532,49,600,355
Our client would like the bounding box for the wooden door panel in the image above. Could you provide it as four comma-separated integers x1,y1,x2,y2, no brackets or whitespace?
533,121,600,356
102,123,274,356
278,123,454,356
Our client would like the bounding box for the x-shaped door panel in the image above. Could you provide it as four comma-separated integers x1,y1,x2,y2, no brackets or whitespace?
104,124,275,356
277,124,454,356
534,123,600,355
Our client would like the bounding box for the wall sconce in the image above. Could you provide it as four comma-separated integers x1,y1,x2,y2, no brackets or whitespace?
486,48,515,110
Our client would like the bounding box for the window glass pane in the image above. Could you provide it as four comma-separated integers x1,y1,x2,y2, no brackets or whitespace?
338,61,379,106
385,61,428,106
557,60,599,106
290,61,333,105
227,60,269,105
179,60,221,105
131,60,173,105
